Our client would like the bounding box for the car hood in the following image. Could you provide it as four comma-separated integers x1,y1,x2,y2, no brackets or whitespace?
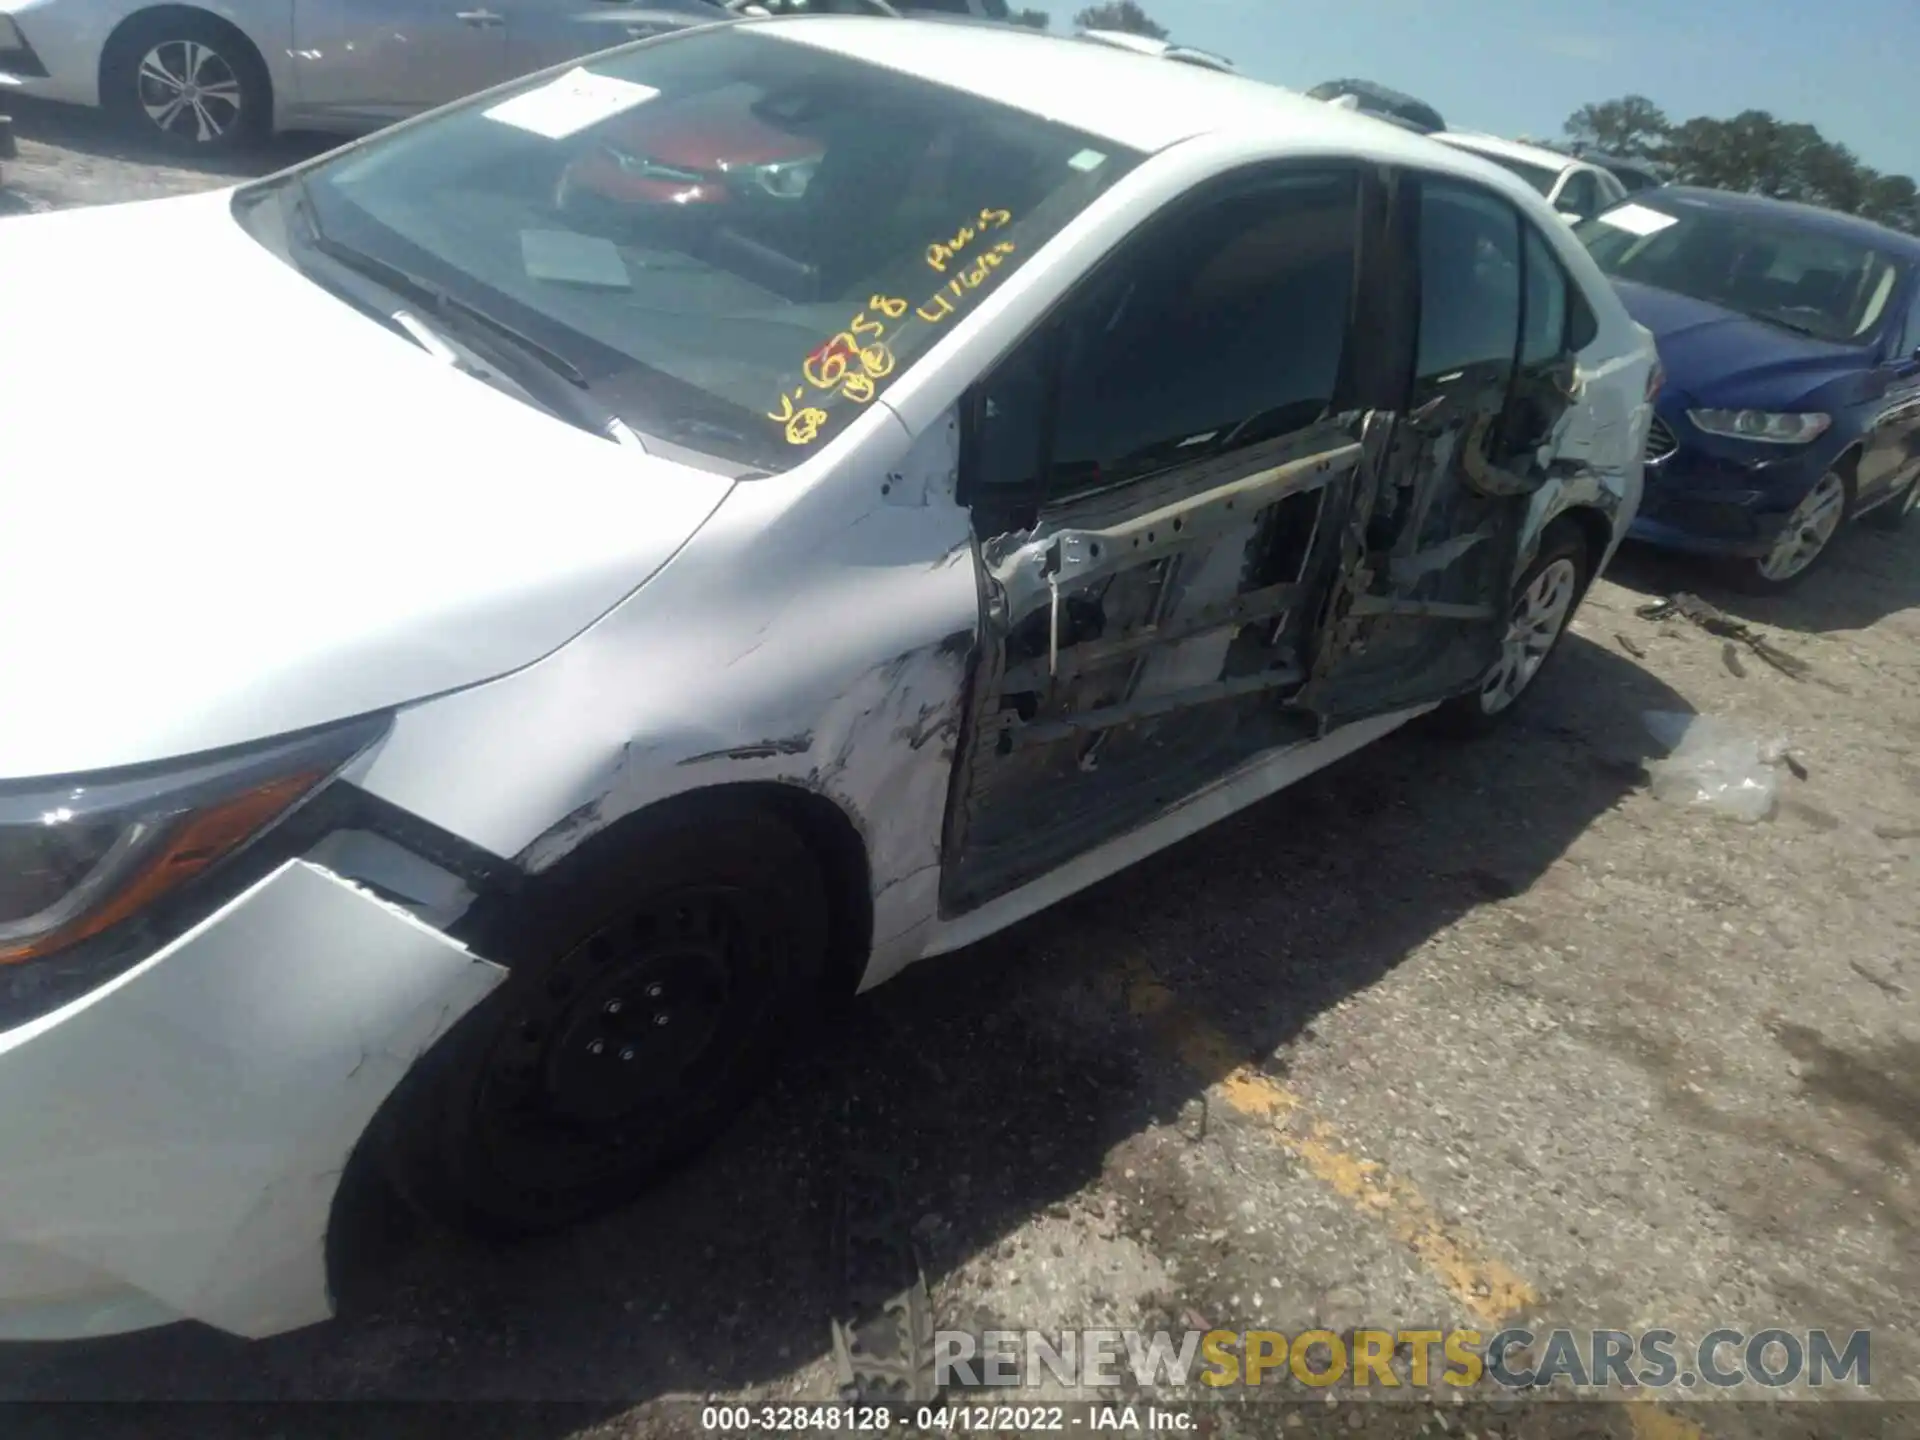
1610,277,1869,407
0,189,737,781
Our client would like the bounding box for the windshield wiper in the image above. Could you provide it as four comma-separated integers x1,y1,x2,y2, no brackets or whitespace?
285,179,657,447
1750,310,1828,340
290,179,591,392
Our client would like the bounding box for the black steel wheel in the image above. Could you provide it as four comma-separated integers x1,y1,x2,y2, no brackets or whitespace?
382,800,829,1237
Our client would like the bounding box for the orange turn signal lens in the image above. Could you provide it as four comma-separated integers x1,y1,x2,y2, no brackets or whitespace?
0,770,323,966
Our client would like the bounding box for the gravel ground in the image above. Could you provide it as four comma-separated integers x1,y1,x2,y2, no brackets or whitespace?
4,101,1919,1440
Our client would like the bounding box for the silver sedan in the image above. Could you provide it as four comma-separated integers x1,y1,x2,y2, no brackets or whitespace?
0,0,734,150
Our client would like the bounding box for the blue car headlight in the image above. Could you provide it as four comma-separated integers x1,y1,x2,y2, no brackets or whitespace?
1687,409,1832,445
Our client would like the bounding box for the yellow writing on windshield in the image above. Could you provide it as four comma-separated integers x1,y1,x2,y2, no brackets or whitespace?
769,294,911,445
926,207,1014,274
768,390,829,447
916,241,1017,323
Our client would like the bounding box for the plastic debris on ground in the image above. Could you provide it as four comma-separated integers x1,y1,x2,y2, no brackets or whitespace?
1635,593,1811,681
1642,711,1794,823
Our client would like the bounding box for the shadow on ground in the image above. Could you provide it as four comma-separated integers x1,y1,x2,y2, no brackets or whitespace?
3,95,334,178
0,635,1688,1423
1605,523,1920,636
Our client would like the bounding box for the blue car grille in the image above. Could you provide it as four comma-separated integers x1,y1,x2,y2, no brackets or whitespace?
1645,415,1679,464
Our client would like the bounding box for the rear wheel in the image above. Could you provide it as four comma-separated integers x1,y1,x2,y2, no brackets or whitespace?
101,11,270,153
1435,524,1590,737
381,801,829,1237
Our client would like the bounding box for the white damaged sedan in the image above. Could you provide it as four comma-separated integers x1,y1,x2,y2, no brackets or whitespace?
0,16,1656,1341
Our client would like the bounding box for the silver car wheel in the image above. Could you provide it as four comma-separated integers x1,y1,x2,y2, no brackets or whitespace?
137,39,244,144
1479,556,1578,716
1757,470,1847,582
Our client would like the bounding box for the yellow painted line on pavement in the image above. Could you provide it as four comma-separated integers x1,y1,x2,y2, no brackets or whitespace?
1122,963,1708,1435
1122,960,1538,1326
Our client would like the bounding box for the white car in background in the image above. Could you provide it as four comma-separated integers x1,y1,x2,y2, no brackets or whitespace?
0,16,1655,1343
1435,131,1629,224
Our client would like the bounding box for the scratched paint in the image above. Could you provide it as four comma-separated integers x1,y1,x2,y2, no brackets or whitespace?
1122,961,1538,1327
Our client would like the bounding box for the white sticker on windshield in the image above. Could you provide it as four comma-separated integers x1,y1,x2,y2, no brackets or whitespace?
1597,202,1679,237
483,67,659,141
1068,148,1108,173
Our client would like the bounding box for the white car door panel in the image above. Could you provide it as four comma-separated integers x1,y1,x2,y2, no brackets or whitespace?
941,164,1398,912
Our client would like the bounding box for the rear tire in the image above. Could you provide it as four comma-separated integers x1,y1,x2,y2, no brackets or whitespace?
101,10,270,154
1434,522,1591,738
380,799,829,1238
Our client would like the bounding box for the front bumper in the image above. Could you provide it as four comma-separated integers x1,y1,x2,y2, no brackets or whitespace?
0,860,503,1341
1628,429,1832,559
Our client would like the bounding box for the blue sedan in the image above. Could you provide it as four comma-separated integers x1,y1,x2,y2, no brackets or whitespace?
1576,188,1920,589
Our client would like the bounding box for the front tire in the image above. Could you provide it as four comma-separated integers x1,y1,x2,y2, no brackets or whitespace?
1731,467,1851,592
381,800,829,1238
1435,523,1590,737
101,11,270,154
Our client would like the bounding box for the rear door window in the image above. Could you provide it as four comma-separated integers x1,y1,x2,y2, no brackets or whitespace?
1416,179,1521,389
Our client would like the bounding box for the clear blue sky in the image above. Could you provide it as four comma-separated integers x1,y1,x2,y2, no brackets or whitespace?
1073,0,1920,181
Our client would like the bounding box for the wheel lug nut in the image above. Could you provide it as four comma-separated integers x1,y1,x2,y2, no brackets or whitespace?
588,1039,606,1055
653,1013,670,1027
604,999,623,1015
619,1046,636,1061
644,983,664,999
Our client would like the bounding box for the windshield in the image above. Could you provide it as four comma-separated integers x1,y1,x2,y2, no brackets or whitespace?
1605,164,1661,195
1576,197,1903,344
263,27,1139,473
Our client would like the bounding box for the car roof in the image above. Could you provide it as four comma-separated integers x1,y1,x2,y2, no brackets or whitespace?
1630,186,1920,258
1434,131,1581,175
1076,28,1234,72
1575,147,1667,177
754,15,1509,166
1303,79,1445,134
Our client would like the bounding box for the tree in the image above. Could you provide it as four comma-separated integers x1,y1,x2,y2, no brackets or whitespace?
1563,94,1669,158
1012,7,1050,26
1071,1,1167,38
1567,95,1920,235
1860,174,1920,234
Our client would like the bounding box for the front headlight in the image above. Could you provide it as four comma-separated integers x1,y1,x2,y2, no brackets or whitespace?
0,718,385,965
747,156,818,201
1687,409,1832,444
